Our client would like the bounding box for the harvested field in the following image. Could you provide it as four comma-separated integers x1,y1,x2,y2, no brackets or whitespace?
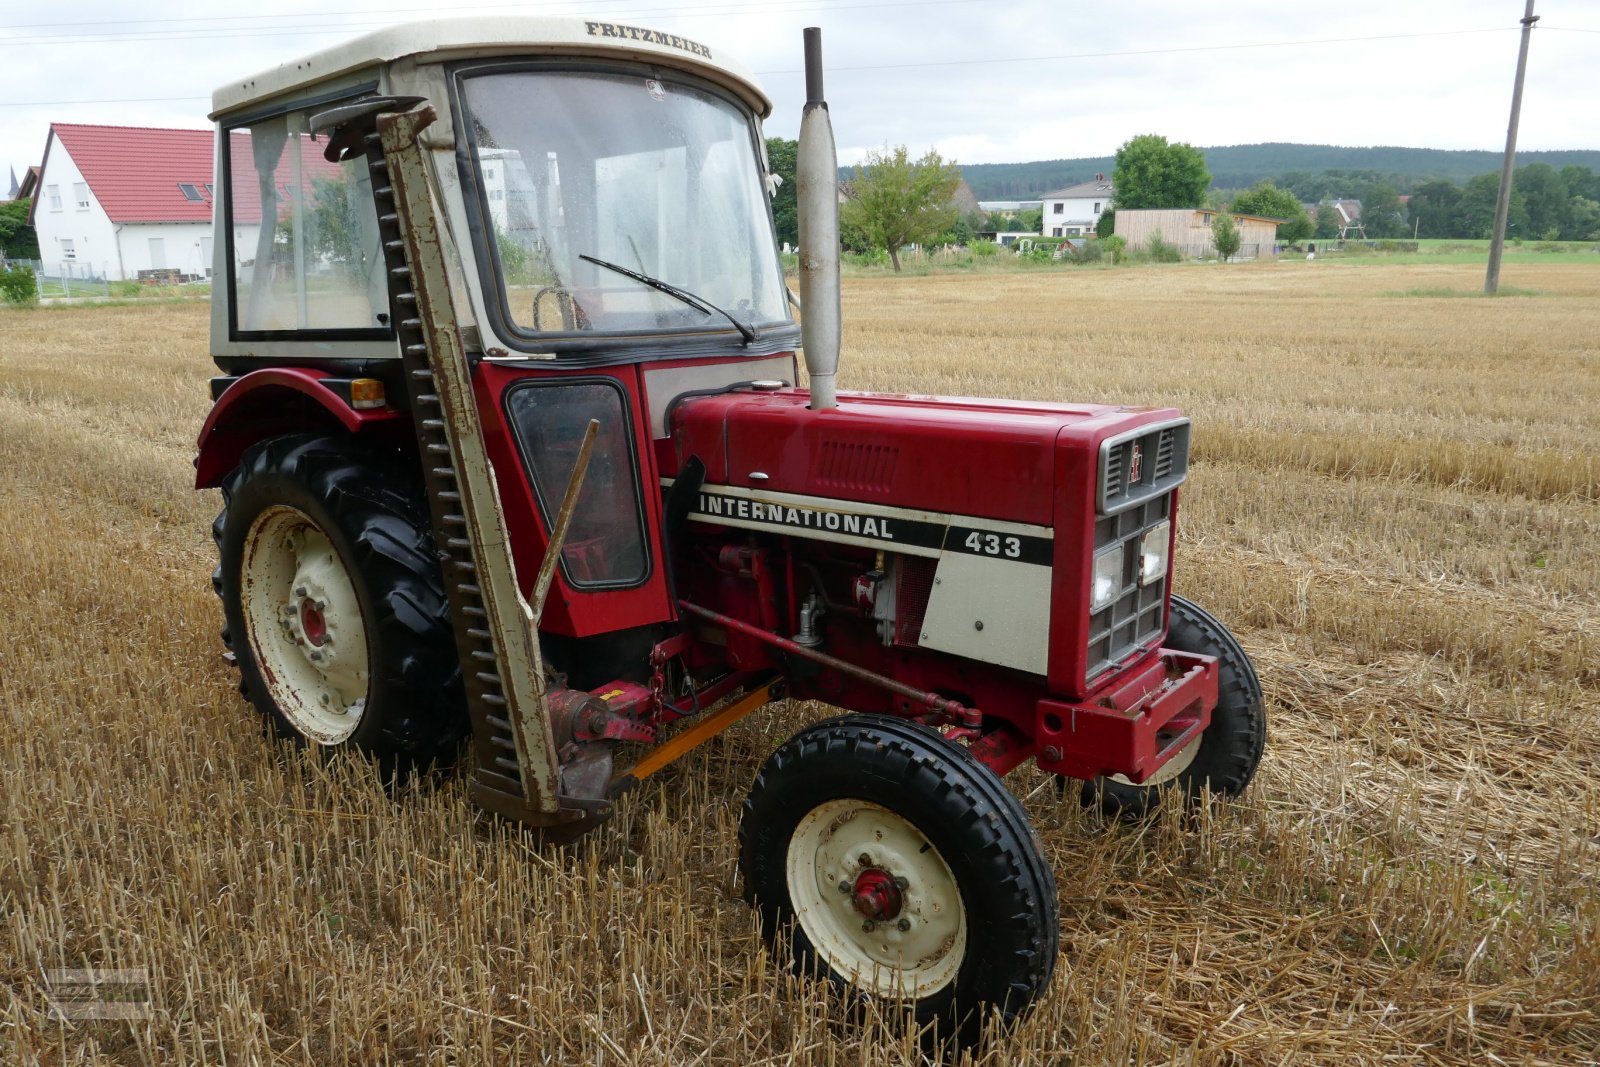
1,258,1597,1065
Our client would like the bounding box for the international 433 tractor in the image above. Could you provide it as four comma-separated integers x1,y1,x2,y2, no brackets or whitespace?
197,18,1266,1035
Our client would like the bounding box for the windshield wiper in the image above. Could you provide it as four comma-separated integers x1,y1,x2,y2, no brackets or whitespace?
579,254,757,345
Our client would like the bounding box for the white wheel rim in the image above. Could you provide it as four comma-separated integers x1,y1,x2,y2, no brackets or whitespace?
785,798,967,1000
1110,733,1201,788
240,505,370,745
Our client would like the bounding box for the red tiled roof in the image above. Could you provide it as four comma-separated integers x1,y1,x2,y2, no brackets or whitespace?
48,122,347,225
50,123,217,223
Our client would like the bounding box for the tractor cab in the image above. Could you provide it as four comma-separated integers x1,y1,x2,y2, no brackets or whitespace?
203,19,799,641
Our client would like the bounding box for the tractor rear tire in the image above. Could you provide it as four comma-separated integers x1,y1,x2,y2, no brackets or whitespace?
213,433,467,772
740,714,1058,1042
1086,594,1266,816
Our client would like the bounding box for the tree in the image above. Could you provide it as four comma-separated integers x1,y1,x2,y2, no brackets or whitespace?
1112,134,1210,209
1210,212,1240,261
840,146,962,272
1361,183,1406,238
1407,179,1463,238
1514,162,1568,240
0,198,39,260
1095,206,1116,237
1015,208,1043,234
1314,202,1341,239
1459,172,1527,238
1230,180,1312,244
765,136,798,248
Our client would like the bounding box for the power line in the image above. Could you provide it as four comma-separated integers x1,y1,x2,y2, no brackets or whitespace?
0,0,973,44
0,22,1530,107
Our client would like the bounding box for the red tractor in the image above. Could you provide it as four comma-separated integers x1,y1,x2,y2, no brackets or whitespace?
197,18,1265,1036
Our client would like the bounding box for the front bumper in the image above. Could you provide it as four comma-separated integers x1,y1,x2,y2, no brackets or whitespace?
1035,648,1218,783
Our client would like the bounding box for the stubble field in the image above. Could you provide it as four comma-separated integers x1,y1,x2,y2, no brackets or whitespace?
1,258,1597,1065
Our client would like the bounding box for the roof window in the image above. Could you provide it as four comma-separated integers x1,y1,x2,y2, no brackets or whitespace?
178,182,204,201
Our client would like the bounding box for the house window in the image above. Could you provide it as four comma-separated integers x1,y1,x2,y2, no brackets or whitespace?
1053,202,1063,215
204,183,214,197
47,184,62,211
60,238,76,260
74,182,90,209
178,182,204,202
1093,202,1101,213
1052,227,1062,237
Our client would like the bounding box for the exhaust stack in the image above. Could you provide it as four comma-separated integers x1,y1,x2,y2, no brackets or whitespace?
796,26,840,410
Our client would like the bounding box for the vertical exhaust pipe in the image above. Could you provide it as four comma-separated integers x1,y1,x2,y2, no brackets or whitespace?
797,26,840,410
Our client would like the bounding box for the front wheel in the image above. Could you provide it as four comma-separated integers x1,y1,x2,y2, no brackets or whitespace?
740,715,1058,1040
1086,593,1267,816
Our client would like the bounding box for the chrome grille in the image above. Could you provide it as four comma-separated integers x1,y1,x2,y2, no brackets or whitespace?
1086,493,1172,683
1098,419,1190,515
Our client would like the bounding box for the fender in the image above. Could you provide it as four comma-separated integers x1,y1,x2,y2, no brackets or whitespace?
194,366,405,488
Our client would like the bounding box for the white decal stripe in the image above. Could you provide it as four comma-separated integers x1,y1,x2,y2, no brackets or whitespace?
661,478,1053,539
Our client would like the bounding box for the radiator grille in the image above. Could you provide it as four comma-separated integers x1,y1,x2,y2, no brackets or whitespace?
1086,493,1172,683
1099,420,1190,515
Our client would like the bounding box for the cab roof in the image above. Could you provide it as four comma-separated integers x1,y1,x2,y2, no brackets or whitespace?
210,16,771,120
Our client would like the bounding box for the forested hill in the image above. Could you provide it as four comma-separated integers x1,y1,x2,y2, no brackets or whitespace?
954,143,1600,198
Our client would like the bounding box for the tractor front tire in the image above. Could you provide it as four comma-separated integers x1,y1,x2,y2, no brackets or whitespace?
740,714,1058,1041
213,434,466,772
1086,593,1266,816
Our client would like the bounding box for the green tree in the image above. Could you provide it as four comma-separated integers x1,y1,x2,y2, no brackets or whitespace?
1095,206,1116,237
840,146,961,272
1210,212,1241,261
1314,202,1342,239
1112,134,1211,209
1566,197,1600,241
1361,183,1406,238
1407,179,1463,238
1459,173,1527,238
1015,208,1043,233
765,136,798,248
1230,180,1312,243
1514,162,1568,240
0,198,39,259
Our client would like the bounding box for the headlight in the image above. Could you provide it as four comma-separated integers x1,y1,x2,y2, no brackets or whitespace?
1139,521,1171,586
1090,543,1123,612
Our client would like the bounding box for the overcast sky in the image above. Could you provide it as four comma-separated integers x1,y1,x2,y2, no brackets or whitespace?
3,0,1596,186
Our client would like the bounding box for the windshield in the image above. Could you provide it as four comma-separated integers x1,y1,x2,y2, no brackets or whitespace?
458,67,789,340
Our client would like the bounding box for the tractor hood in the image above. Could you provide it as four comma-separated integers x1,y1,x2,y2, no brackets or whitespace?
666,388,1174,527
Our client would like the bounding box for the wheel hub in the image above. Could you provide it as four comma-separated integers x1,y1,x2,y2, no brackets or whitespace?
299,597,328,647
850,868,903,922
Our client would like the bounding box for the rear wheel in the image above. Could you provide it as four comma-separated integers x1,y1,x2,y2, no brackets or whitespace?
740,715,1057,1040
213,434,466,770
1086,594,1266,815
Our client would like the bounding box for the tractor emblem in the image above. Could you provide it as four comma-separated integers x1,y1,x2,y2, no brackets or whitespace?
1129,442,1143,484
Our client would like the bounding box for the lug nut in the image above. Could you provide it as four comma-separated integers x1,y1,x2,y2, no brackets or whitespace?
858,853,872,867
309,650,324,662
838,881,851,895
861,920,876,932
314,600,326,611
897,918,911,932
320,694,330,705
894,876,909,890
294,586,307,598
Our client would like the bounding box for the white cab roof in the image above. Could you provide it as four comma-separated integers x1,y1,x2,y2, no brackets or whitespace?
211,16,771,119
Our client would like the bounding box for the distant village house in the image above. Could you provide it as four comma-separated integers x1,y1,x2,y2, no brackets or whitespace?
1039,175,1113,237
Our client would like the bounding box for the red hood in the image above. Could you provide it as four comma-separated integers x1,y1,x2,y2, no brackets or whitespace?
666,388,1173,526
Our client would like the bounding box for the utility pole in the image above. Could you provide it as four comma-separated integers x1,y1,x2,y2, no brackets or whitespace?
1485,0,1539,294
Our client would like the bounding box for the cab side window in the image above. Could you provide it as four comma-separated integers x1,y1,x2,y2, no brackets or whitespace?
226,108,389,334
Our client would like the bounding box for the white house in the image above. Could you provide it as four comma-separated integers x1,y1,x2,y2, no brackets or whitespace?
30,123,219,281
1039,175,1113,237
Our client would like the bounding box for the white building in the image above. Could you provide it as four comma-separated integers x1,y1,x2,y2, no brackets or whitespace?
30,123,218,281
1039,175,1113,237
